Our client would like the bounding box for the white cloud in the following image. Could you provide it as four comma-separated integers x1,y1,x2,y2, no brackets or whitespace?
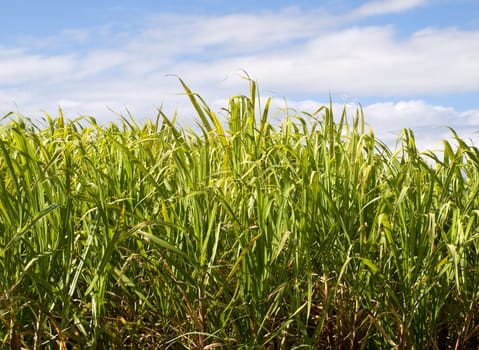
4,21,477,96
228,26,479,96
351,0,428,17
108,12,478,98
0,50,75,84
76,50,131,77
362,100,479,150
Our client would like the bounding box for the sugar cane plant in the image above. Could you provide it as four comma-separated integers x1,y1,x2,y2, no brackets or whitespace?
0,78,478,349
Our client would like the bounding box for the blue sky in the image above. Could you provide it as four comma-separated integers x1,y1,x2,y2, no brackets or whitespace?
1,0,478,149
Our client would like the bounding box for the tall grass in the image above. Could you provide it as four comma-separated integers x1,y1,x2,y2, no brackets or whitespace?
1,79,478,349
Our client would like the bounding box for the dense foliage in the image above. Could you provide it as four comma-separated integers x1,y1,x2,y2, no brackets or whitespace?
1,80,479,349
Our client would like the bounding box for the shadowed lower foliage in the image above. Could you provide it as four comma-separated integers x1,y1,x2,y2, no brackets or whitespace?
1,79,479,349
